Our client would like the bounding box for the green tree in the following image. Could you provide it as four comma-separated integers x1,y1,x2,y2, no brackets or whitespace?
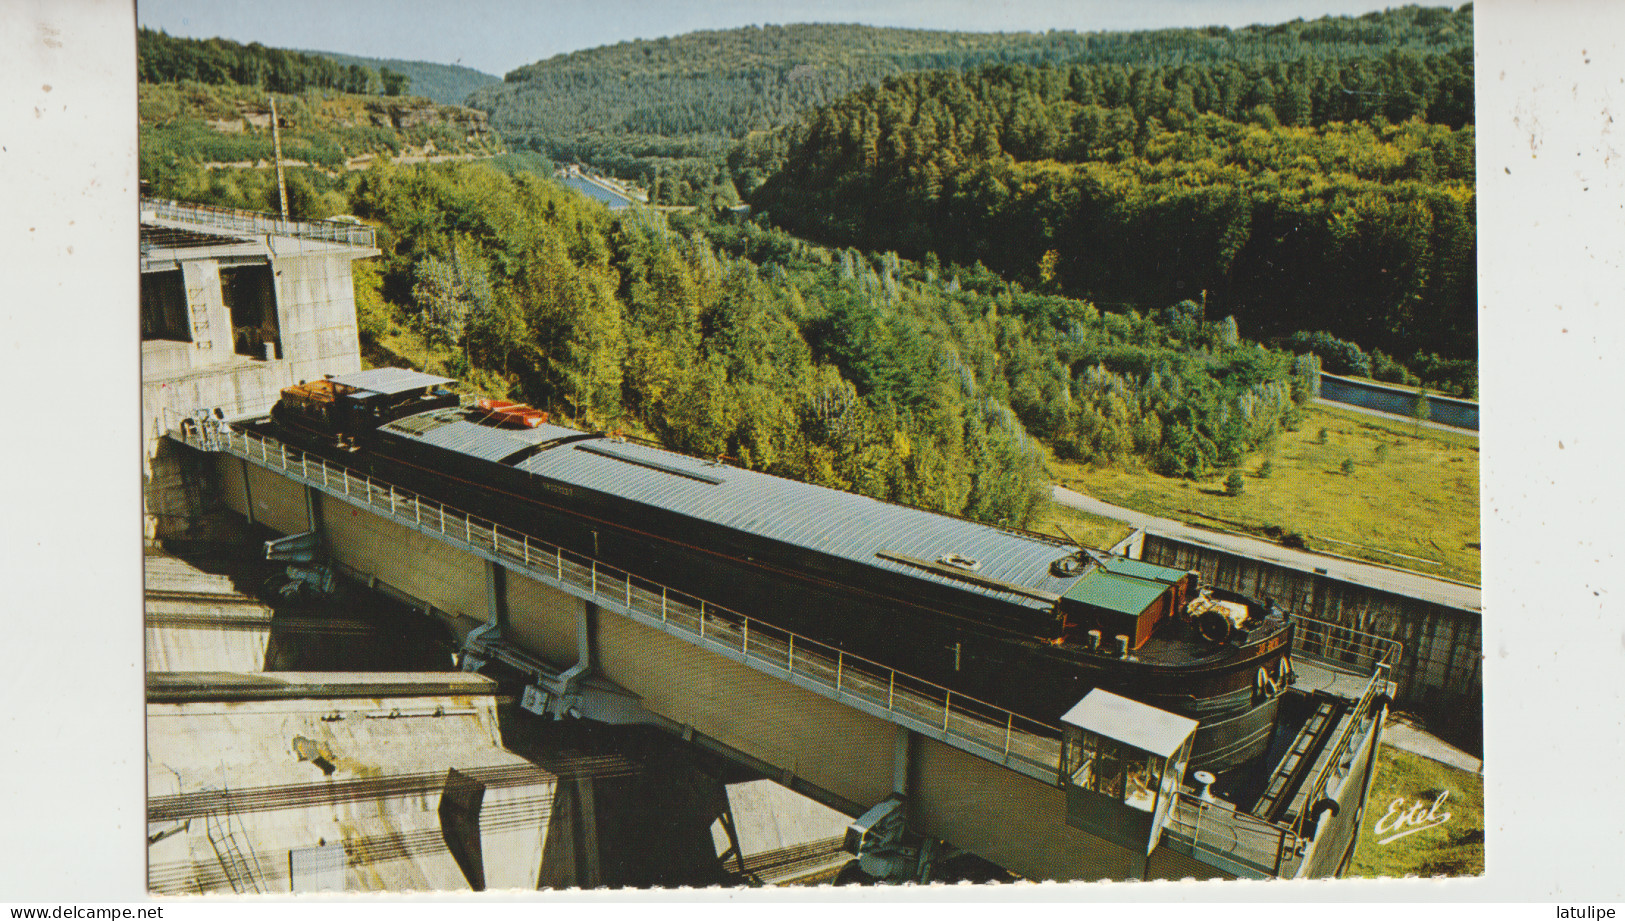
380,66,410,97
1224,471,1244,496
1413,387,1432,428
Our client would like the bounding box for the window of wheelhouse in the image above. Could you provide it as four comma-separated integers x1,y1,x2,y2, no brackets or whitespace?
140,269,190,342
220,263,281,360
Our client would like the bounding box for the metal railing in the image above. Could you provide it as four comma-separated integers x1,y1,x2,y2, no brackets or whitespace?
1168,791,1306,878
1166,655,1388,878
143,198,376,249
1287,661,1388,841
179,424,1063,780
1291,612,1402,675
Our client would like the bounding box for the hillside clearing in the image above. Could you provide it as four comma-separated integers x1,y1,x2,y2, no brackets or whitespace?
1051,404,1480,584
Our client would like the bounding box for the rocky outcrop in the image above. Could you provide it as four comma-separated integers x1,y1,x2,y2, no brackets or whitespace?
364,99,491,137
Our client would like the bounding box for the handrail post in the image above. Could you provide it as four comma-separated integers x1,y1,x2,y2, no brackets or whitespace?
591,561,597,597
836,652,843,692
661,587,667,623
1004,713,1013,757
887,671,895,710
787,635,794,672
556,547,563,581
943,691,952,731
625,574,632,609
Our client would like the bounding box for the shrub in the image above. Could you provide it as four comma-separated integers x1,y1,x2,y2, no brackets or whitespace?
1409,351,1478,399
1285,330,1370,377
1340,457,1355,476
1258,459,1273,478
1370,349,1420,386
1224,472,1245,496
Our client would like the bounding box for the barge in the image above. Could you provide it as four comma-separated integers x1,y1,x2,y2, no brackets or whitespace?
256,368,1295,772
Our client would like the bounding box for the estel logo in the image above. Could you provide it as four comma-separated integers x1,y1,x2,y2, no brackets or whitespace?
1373,790,1452,845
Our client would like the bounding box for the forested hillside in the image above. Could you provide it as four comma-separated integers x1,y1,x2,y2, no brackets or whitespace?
140,28,413,95
472,7,1471,205
143,155,1319,524
137,9,1474,536
138,30,504,210
139,81,501,202
297,49,500,106
749,49,1476,363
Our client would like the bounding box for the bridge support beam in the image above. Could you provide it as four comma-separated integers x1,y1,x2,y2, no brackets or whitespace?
558,601,596,704
303,484,322,536
892,726,913,800
239,457,255,526
464,559,507,654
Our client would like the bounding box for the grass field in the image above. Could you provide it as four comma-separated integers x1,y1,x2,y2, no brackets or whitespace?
1028,502,1137,553
1348,744,1485,878
1049,404,1480,584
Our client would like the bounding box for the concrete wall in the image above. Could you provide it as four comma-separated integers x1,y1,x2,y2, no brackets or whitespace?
1138,534,1481,752
1319,373,1478,430
594,613,900,810
270,253,366,387
146,691,553,893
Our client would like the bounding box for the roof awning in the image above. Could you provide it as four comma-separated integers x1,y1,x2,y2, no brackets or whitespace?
1060,689,1199,757
329,368,455,396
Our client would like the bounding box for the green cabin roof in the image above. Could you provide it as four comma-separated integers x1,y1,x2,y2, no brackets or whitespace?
1061,558,1188,615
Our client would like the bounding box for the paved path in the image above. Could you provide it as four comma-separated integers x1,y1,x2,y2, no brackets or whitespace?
1382,719,1483,774
1051,485,1481,612
1312,397,1477,437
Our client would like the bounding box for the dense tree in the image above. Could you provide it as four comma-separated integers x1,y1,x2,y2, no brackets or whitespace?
140,28,388,95
751,48,1476,362
468,9,1471,206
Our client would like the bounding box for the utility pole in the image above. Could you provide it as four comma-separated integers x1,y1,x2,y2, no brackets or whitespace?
269,94,289,219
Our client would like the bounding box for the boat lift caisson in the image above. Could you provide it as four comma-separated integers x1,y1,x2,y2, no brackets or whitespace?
256,368,1296,773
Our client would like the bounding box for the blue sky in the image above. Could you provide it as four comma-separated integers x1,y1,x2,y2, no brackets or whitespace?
136,0,1419,77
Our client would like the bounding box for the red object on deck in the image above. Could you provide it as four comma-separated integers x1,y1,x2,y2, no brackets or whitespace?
475,398,550,428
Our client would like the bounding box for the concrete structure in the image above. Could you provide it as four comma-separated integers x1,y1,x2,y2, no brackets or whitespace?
144,550,272,673
145,672,556,894
141,198,377,539
143,553,564,893
1318,372,1478,431
1118,530,1481,752
713,779,850,884
140,200,869,892
175,422,1395,882
1055,485,1481,752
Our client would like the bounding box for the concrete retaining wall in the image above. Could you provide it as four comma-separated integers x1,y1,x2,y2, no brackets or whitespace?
1319,373,1478,430
1137,534,1481,752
